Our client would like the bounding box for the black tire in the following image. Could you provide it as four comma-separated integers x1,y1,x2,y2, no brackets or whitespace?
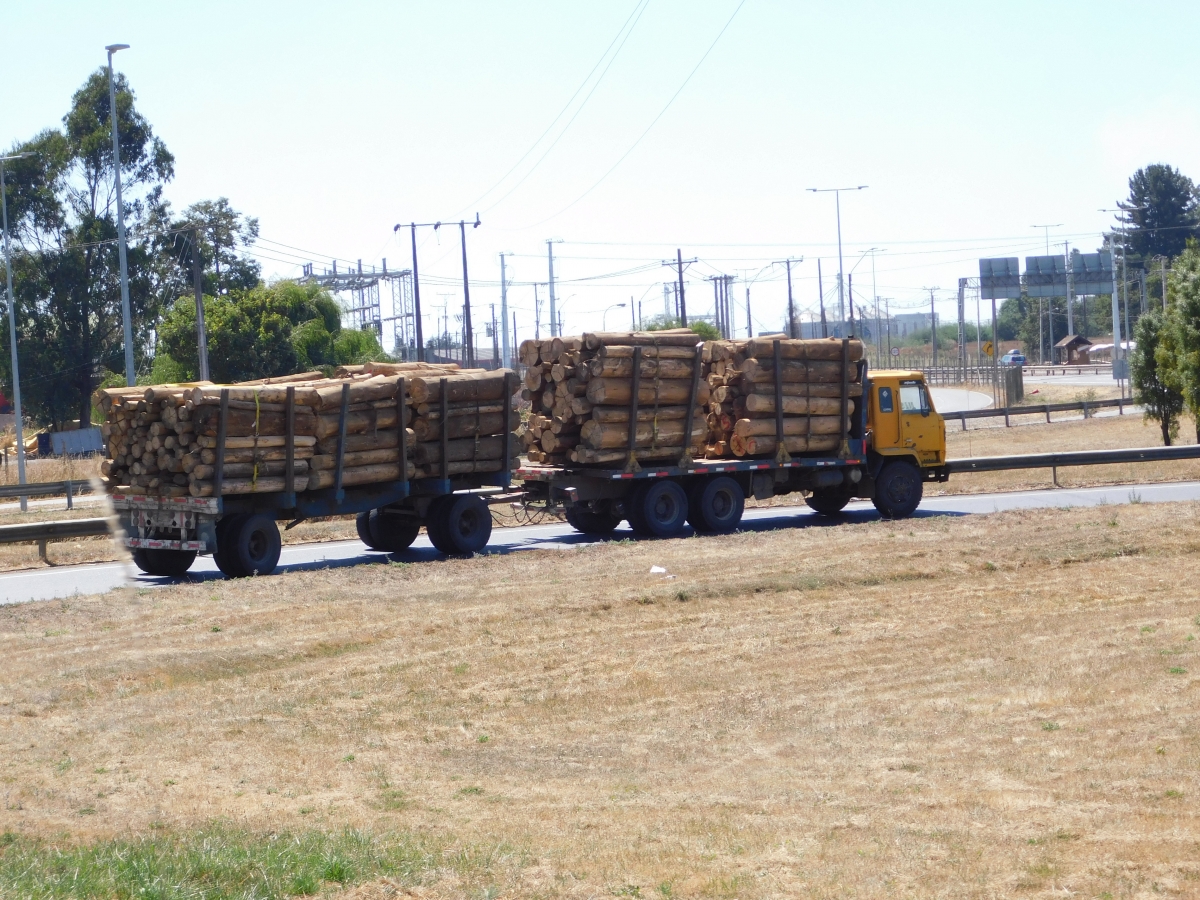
221,512,282,577
872,460,923,519
213,514,247,578
564,500,623,535
131,547,197,577
628,479,688,538
686,476,745,533
357,509,422,552
427,493,492,555
805,489,853,516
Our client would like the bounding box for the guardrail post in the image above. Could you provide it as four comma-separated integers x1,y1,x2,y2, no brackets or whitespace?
65,480,73,510
1004,407,1010,427
1118,396,1124,415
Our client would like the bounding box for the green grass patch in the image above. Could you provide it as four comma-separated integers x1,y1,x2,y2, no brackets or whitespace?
0,825,511,899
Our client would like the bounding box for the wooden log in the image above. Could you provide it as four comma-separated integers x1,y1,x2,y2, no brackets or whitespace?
730,433,841,456
590,404,701,424
583,330,698,350
309,449,417,474
189,475,311,497
413,435,512,465
191,459,309,480
587,356,696,379
740,338,863,362
595,344,698,360
733,415,849,438
415,459,515,476
737,359,857,384
580,418,707,450
200,446,314,465
196,434,318,449
586,377,710,406
315,430,412,455
518,339,542,366
314,406,405,439
189,384,324,406
411,411,508,441
237,371,327,385
361,361,463,376
408,371,510,404
313,375,401,411
524,367,544,390
193,405,318,437
306,463,415,490
741,394,851,416
571,446,697,465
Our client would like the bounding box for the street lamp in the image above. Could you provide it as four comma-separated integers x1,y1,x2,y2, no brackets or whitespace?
807,185,867,324
602,302,626,331
105,43,135,386
0,153,32,511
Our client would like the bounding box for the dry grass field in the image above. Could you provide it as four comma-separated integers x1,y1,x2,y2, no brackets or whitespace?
1,502,1197,897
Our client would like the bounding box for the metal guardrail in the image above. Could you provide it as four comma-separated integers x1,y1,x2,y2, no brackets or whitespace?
952,397,1128,428
0,479,94,508
0,517,112,563
945,444,1200,475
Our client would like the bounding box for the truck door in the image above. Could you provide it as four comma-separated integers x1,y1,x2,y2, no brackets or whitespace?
873,383,900,447
899,381,941,464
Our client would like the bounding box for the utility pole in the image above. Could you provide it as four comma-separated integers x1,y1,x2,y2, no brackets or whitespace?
1140,269,1147,316
490,303,498,368
676,249,687,326
847,273,856,336
885,299,892,359
817,258,828,338
957,279,966,380
0,154,29,509
533,283,541,339
190,227,209,381
927,288,938,370
1162,256,1169,311
745,283,753,338
106,43,135,386
546,239,560,337
1108,233,1123,393
459,217,479,368
630,297,636,331
498,252,510,368
1064,241,1074,335
783,259,797,338
406,225,425,361
512,312,518,358
991,297,999,406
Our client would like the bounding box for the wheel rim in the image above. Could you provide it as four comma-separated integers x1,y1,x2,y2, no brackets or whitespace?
651,492,678,524
247,528,268,562
711,488,733,519
456,507,479,538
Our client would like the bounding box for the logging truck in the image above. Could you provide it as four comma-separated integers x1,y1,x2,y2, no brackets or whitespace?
519,364,948,535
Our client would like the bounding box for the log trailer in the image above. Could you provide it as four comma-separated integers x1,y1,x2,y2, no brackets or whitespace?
111,376,518,578
520,352,949,536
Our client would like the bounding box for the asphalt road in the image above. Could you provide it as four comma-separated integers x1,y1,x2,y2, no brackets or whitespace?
8,479,1200,607
1024,372,1123,388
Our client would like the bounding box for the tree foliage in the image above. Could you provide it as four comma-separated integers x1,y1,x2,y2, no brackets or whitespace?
643,314,720,340
1130,308,1184,445
1,70,175,428
1165,241,1200,441
157,281,387,383
1120,164,1200,261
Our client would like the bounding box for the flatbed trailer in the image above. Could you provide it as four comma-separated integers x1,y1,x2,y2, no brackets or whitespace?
112,373,518,577
519,349,946,535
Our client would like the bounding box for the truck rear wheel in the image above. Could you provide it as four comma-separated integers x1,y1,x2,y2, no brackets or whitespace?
216,513,282,577
564,500,623,535
805,489,853,516
427,494,492,555
132,547,197,578
357,509,421,552
686,476,744,533
628,480,688,538
872,461,923,519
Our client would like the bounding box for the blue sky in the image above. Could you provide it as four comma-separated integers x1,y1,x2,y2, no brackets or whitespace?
4,1,1199,345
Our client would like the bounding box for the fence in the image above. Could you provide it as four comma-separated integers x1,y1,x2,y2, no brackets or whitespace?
0,479,94,509
949,397,1130,430
0,517,111,563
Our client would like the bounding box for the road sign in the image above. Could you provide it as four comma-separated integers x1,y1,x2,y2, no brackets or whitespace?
1024,255,1068,298
890,346,900,357
983,341,994,358
1113,358,1129,380
979,258,1022,300
1072,251,1114,296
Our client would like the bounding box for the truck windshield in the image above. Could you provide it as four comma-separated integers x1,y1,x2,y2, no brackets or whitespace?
899,383,929,413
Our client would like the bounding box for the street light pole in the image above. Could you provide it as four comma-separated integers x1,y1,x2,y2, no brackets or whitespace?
106,43,135,387
0,154,30,511
809,185,867,325
602,303,626,331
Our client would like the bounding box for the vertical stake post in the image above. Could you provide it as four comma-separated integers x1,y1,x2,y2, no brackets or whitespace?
214,389,229,500
625,346,643,472
773,340,791,464
679,342,703,468
397,377,408,489
335,383,349,499
440,378,449,482
284,386,295,497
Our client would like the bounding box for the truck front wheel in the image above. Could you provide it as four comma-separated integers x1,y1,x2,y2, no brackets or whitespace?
872,461,923,519
132,547,197,578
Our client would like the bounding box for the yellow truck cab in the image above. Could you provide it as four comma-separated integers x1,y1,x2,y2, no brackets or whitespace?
817,369,946,519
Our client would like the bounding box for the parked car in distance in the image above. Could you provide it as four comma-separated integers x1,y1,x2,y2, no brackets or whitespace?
1001,351,1026,366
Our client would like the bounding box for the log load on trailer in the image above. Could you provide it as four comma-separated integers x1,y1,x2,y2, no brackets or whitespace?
97,363,520,578
519,332,948,535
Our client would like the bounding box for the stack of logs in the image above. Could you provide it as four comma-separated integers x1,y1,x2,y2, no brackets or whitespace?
706,337,863,457
519,330,709,467
97,361,520,498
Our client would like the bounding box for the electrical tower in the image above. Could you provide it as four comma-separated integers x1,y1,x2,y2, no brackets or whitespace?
300,260,418,360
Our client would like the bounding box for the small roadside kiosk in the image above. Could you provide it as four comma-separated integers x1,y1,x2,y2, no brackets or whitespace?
1053,334,1092,365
